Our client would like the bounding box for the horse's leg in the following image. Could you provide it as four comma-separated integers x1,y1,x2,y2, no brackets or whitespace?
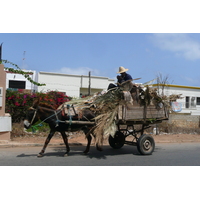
60,131,70,157
94,136,103,151
96,143,103,152
83,130,92,154
37,130,55,157
83,130,103,153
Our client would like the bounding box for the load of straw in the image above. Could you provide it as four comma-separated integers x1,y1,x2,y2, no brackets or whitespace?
90,88,124,146
57,87,125,147
58,81,182,148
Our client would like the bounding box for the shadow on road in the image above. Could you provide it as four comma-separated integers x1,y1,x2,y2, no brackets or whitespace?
17,145,159,159
17,151,66,158
16,144,159,159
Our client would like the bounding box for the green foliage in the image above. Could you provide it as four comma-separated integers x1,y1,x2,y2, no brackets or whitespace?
1,59,46,86
6,89,72,123
1,59,73,123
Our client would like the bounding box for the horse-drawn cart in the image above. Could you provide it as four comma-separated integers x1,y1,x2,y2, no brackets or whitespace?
24,81,171,157
61,83,170,155
108,101,169,155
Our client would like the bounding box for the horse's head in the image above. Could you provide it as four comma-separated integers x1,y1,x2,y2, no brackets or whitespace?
24,99,40,129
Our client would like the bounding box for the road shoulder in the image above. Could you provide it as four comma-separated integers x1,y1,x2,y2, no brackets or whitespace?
1,133,200,148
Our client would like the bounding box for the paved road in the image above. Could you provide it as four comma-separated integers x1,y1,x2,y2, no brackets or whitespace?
1,143,200,166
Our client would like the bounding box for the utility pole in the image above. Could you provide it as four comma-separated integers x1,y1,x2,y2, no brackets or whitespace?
88,71,91,96
0,43,3,62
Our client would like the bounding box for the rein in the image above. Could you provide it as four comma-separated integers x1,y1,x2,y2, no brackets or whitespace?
29,106,61,132
28,104,91,133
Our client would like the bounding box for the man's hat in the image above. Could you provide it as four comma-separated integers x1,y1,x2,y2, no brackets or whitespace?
117,66,129,74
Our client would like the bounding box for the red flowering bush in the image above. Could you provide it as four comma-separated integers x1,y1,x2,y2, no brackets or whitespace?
39,91,72,108
6,90,72,123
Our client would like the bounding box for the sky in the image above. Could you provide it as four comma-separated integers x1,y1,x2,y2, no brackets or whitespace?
1,33,200,86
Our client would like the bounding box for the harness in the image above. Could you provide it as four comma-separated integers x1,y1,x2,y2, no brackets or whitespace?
30,107,38,125
28,104,92,133
28,106,61,132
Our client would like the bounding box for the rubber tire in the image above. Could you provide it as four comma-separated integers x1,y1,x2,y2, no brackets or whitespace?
137,134,155,155
109,131,125,149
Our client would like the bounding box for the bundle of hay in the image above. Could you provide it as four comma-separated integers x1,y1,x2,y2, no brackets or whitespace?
168,94,183,101
160,94,183,112
58,88,125,147
91,88,124,146
58,81,182,148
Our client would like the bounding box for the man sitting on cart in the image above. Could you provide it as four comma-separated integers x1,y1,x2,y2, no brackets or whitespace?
107,66,133,90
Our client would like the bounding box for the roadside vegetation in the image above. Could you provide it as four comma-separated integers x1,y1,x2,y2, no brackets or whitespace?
6,89,72,138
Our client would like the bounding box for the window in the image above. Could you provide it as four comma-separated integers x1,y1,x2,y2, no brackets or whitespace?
9,80,26,89
197,97,200,106
191,97,196,108
185,96,190,108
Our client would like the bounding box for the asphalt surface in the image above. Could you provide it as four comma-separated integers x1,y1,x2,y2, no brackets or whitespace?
1,142,200,166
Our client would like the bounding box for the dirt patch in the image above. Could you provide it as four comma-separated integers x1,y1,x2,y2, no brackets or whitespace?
9,132,200,145
153,133,200,143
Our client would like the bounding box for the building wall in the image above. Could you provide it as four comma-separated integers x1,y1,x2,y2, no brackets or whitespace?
152,84,200,115
0,65,11,140
159,113,200,134
37,71,115,97
168,114,200,129
6,70,37,92
37,72,81,97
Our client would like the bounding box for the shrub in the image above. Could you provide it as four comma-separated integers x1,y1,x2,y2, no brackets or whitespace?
6,89,72,123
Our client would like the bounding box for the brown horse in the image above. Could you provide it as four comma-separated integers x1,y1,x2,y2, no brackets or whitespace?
24,99,100,157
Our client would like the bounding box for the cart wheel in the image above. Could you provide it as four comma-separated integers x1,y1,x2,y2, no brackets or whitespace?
137,134,155,155
109,131,125,149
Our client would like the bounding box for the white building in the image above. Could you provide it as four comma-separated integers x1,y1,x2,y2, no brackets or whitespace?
5,70,115,97
6,70,38,92
37,71,115,97
152,84,200,115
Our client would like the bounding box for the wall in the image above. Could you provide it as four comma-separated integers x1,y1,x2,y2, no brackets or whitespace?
38,72,81,97
0,64,6,116
37,71,115,97
158,113,200,134
6,70,37,92
0,64,11,140
152,84,200,115
168,114,200,129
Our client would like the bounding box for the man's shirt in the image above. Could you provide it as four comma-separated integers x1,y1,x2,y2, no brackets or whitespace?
118,73,132,84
